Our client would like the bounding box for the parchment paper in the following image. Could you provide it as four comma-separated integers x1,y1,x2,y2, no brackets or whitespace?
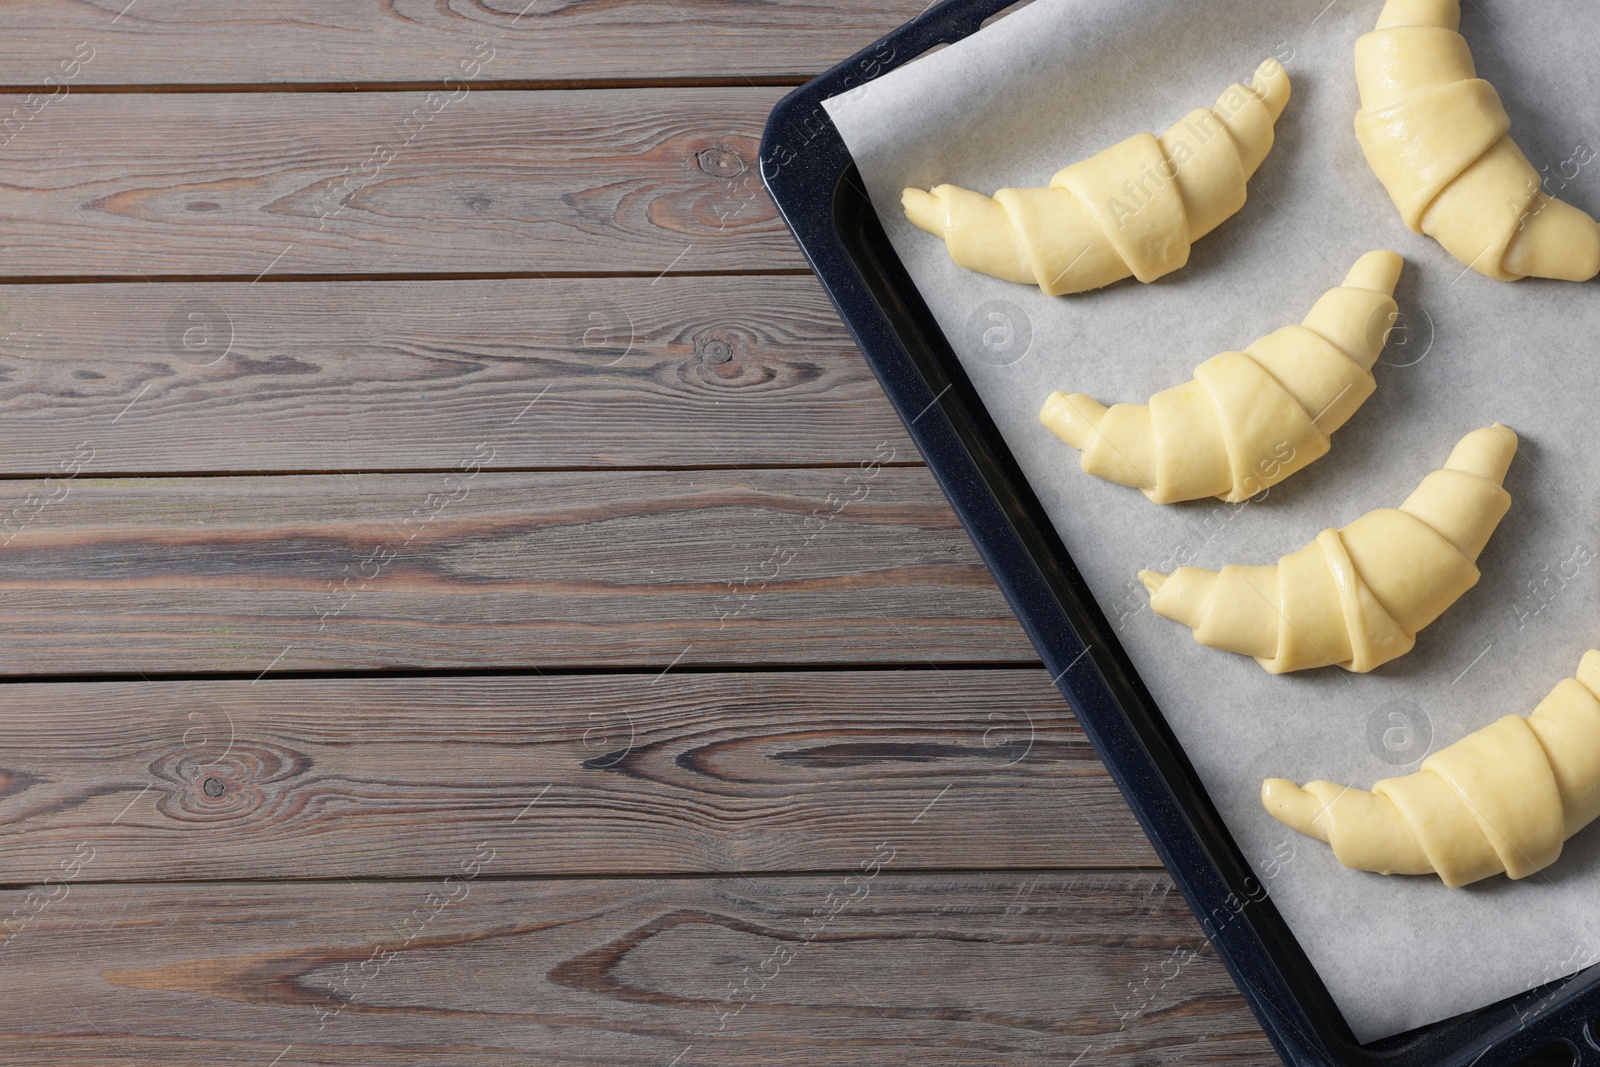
823,0,1600,1042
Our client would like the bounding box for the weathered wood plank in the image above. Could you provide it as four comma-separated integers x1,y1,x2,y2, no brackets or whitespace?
0,275,909,473
0,89,800,277
2,1,922,86
0,468,1036,674
0,669,1151,883
0,872,1272,1064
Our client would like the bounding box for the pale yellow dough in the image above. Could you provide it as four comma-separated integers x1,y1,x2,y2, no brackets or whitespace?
902,59,1290,295
1354,0,1600,282
1040,251,1402,504
1140,424,1515,673
1264,650,1600,886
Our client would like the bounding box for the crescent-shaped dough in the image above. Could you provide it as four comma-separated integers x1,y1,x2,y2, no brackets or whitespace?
1263,650,1600,886
1140,424,1515,673
1040,251,1402,504
1354,0,1600,282
902,59,1290,295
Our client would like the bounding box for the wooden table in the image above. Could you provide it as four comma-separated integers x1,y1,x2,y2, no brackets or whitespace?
0,3,1277,1063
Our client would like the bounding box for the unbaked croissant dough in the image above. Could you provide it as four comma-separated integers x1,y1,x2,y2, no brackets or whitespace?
1140,424,1515,673
1040,251,1402,504
1354,0,1600,282
902,59,1290,295
1263,650,1600,886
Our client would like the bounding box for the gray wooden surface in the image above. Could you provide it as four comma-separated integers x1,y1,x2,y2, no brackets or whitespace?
0,2,1281,1062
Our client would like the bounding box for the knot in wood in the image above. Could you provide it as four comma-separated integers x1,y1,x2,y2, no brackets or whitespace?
696,145,747,179
151,740,309,825
697,337,734,364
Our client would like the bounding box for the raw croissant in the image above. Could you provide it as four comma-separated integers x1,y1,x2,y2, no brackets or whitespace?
1354,0,1600,282
1263,650,1600,886
1040,251,1402,504
1140,424,1515,673
902,59,1290,295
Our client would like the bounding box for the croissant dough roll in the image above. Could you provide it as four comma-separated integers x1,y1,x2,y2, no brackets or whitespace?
1355,0,1600,282
1263,650,1600,886
1140,424,1515,673
1041,251,1402,504
903,59,1290,295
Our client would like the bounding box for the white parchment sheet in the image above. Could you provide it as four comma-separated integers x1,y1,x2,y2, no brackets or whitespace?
823,0,1600,1043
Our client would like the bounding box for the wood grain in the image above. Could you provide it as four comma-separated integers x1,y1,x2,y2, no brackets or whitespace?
0,669,1151,883
0,468,1036,674
2,1,925,86
0,872,1273,1065
0,6,1260,1062
0,89,802,277
0,275,911,473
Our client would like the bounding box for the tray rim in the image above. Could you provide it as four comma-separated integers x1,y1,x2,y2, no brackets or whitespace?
758,1,1600,1063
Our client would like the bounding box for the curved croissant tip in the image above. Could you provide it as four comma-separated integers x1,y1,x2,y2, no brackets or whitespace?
1343,250,1404,296
1251,57,1291,123
1261,778,1330,842
1138,569,1167,596
902,187,944,236
1579,650,1600,697
1446,424,1518,484
1039,391,1071,425
1039,392,1106,451
1376,0,1462,32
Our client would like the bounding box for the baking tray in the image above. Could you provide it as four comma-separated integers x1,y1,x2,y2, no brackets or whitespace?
760,1,1600,1064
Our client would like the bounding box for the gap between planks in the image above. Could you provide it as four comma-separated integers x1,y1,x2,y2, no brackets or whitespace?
0,77,813,95
0,660,1048,686
0,462,930,482
2,866,1171,893
0,269,819,286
